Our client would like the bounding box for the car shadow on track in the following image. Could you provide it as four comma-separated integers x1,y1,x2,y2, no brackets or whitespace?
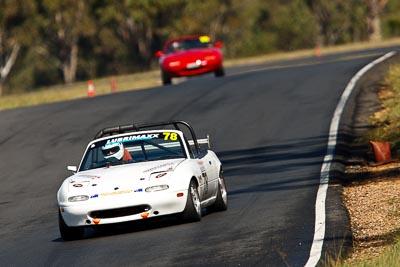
216,133,352,195
52,209,216,242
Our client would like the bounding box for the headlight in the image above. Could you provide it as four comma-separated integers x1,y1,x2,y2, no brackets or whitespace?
168,61,180,67
68,195,89,202
145,185,169,192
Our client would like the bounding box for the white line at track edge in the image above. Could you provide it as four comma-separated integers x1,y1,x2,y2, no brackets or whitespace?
304,51,397,267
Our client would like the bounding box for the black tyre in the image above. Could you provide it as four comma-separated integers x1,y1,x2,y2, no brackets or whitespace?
181,180,201,222
214,67,225,77
207,170,228,212
58,211,85,241
161,70,172,85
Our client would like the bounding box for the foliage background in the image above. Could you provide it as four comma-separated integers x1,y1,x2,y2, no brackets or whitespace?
1,0,399,95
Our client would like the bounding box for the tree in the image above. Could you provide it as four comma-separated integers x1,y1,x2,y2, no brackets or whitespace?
1,0,400,94
270,0,317,51
0,36,20,96
308,0,369,46
175,0,236,38
175,0,249,57
95,0,187,71
40,0,96,84
382,0,400,37
366,0,388,41
0,0,35,95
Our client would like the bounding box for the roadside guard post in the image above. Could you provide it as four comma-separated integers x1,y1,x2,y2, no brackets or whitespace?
369,141,396,165
87,80,95,98
111,77,117,93
314,45,321,58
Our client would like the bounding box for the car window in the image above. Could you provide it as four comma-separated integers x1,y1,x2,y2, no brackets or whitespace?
79,131,186,171
166,37,213,53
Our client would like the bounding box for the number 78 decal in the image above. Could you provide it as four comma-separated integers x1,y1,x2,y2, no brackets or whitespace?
163,132,178,141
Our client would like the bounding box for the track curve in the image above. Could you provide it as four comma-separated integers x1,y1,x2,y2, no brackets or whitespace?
0,46,399,267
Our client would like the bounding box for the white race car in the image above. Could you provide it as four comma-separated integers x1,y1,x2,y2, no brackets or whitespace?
57,121,227,240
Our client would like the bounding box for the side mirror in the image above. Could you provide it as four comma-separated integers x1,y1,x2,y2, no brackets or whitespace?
214,41,223,48
155,51,163,58
67,166,77,172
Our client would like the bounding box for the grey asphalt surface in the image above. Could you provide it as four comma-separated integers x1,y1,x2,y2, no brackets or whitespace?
0,46,399,267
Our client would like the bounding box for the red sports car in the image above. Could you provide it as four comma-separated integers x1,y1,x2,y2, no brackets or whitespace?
155,35,225,85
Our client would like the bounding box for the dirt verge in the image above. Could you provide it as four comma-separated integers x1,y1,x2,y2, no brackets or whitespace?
342,161,400,263
338,53,400,263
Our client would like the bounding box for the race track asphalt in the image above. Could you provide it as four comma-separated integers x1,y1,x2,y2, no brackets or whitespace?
0,46,399,267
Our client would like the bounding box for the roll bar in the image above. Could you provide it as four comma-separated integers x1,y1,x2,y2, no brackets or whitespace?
94,120,201,154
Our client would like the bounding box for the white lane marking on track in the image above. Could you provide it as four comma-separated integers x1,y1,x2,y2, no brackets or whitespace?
304,51,397,267
229,52,386,77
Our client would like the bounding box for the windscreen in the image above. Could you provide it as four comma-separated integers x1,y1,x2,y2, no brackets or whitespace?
79,131,186,171
166,36,213,53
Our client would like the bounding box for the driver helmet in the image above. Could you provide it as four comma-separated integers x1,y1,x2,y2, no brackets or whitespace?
172,41,181,51
101,142,124,161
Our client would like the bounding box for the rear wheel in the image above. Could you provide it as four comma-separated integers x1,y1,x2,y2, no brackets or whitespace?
207,170,228,212
58,211,85,241
181,180,201,222
215,67,225,77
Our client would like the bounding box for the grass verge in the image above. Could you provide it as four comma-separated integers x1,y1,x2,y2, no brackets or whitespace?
339,240,400,267
368,64,400,150
0,70,161,110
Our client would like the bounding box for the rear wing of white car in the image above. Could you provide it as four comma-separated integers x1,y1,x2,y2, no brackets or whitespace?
125,135,210,153
189,135,210,150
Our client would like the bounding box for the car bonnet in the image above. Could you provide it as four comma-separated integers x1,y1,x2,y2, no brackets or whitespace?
66,159,185,194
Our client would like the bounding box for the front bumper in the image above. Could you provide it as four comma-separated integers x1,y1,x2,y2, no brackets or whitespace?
164,61,222,78
59,189,188,227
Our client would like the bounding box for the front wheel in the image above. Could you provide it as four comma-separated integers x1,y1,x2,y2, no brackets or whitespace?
58,211,85,241
161,70,172,85
181,180,202,222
